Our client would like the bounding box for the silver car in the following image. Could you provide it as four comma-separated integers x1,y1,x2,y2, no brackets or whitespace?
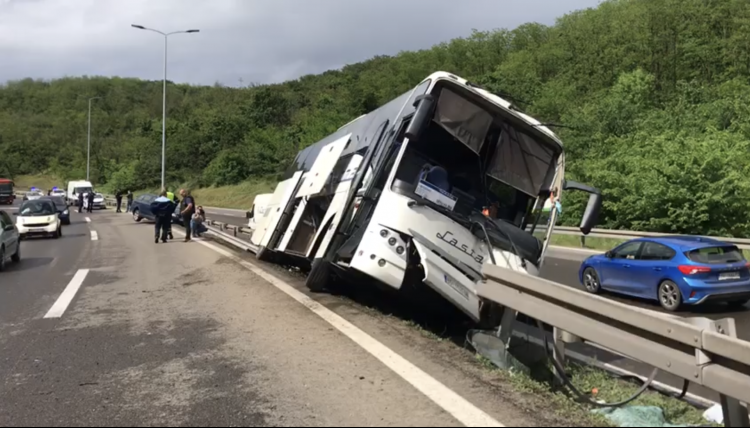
23,191,44,202
0,209,21,271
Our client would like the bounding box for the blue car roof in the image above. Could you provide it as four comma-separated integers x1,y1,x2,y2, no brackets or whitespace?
641,236,731,251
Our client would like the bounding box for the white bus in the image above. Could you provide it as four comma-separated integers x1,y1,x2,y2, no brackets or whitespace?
248,71,603,327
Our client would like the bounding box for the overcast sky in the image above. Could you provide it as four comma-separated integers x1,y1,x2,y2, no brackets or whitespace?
0,0,602,87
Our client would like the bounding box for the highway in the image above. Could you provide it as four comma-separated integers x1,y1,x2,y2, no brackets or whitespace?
2,202,746,424
1,203,567,427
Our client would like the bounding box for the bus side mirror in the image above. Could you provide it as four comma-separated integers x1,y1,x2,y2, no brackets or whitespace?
404,94,436,142
562,180,602,236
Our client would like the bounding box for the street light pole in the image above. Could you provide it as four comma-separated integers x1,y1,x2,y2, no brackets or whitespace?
131,24,200,190
87,96,102,182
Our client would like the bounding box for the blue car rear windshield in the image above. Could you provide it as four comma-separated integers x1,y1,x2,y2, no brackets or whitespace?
686,246,745,264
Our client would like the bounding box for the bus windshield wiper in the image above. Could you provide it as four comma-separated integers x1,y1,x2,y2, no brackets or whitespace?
471,214,528,269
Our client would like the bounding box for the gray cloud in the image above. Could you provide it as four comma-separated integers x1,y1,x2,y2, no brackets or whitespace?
0,0,602,86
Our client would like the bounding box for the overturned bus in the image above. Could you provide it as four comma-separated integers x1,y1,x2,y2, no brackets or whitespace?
248,71,602,327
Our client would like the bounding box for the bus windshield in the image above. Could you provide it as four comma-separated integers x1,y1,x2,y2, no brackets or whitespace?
0,182,12,192
390,83,561,263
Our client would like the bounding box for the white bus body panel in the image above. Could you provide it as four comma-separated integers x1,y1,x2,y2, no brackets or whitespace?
251,171,304,247
310,155,363,259
276,197,308,252
296,134,350,198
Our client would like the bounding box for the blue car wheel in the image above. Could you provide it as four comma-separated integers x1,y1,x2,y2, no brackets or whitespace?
658,280,683,312
582,267,601,294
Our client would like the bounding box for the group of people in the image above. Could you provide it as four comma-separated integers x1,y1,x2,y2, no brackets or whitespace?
77,190,96,213
114,190,134,214
149,188,206,244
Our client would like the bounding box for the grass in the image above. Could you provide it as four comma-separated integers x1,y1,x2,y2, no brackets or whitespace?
189,180,275,209
11,174,64,191
130,180,275,210
473,353,712,427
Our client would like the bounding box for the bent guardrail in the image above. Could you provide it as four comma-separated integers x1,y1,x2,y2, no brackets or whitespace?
479,265,750,427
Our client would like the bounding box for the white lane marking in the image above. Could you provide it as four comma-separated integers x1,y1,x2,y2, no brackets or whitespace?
90,231,98,241
44,269,90,319
85,217,91,223
180,231,503,427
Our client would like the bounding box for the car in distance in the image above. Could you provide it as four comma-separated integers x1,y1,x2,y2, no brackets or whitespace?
50,187,67,201
41,196,71,225
23,190,44,202
66,181,93,206
15,199,63,240
579,236,750,312
0,179,15,205
0,209,21,271
92,193,106,210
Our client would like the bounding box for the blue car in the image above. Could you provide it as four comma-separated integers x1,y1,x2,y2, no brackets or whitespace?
579,237,750,312
130,194,158,222
131,194,182,225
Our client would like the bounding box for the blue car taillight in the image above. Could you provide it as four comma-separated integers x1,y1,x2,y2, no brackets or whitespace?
678,265,712,275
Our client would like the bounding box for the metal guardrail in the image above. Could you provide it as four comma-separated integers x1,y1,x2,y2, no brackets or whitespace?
480,265,750,426
549,226,750,250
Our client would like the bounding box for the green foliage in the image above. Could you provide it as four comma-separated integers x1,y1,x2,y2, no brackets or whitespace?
203,148,253,187
2,0,750,236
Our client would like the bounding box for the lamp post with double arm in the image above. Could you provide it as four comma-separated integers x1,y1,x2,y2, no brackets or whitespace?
130,24,200,189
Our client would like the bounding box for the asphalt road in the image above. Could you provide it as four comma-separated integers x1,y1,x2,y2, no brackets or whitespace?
1,207,583,427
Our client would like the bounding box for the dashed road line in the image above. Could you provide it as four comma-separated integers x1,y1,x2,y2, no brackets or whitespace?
176,230,504,427
90,231,98,241
44,269,90,319
85,217,91,223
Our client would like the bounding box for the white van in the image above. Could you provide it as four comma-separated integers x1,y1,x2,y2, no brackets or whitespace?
67,181,94,206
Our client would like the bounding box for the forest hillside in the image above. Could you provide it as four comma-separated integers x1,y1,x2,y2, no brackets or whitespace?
1,0,750,236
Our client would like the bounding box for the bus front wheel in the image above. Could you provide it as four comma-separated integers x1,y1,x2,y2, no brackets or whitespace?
306,258,330,293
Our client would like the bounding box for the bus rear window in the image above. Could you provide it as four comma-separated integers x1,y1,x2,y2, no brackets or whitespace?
686,246,746,264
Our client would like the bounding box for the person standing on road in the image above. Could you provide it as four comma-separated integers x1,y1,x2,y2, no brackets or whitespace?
77,191,85,213
126,190,133,213
150,191,176,244
86,190,95,213
115,190,123,213
179,189,195,242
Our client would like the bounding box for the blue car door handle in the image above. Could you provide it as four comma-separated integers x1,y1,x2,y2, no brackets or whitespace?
653,267,662,271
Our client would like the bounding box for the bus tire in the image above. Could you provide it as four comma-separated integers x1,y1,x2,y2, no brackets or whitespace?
256,246,270,262
306,258,330,293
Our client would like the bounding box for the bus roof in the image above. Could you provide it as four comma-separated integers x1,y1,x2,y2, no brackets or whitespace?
0,178,13,183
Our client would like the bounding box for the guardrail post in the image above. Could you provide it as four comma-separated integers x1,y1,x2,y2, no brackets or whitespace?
233,227,238,237
553,327,566,385
713,319,750,428
495,307,517,348
580,235,586,248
